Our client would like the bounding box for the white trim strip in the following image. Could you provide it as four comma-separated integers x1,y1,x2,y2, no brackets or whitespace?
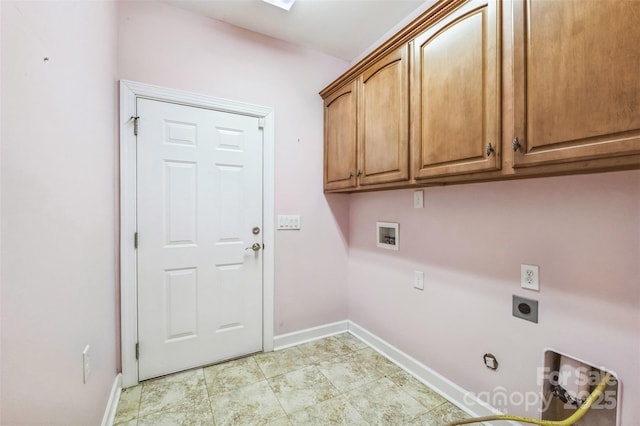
119,80,272,117
272,320,511,422
261,110,276,353
101,373,122,426
273,320,349,350
119,81,138,388
347,321,516,425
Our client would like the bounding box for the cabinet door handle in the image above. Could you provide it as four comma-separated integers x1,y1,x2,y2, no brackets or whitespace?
512,137,521,152
348,171,354,179
486,143,496,157
357,170,363,177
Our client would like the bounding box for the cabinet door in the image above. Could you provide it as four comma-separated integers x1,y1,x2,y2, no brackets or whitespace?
324,80,357,191
512,0,640,168
412,0,501,179
358,45,410,186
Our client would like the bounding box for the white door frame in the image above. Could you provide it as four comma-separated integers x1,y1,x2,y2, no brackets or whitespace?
119,80,275,388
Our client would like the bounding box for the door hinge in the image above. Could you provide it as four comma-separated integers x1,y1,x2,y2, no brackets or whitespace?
258,117,265,129
134,232,138,249
135,342,139,360
131,116,140,136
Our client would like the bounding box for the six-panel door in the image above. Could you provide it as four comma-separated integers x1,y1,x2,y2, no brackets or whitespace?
136,98,263,380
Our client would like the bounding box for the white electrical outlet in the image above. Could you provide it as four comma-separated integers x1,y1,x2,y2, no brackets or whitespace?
82,345,91,384
413,190,424,209
521,264,540,291
414,271,424,290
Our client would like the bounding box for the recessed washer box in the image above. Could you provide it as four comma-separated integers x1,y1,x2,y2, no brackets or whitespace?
376,222,399,250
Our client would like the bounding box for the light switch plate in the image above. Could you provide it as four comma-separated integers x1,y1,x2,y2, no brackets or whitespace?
413,190,424,209
277,215,301,230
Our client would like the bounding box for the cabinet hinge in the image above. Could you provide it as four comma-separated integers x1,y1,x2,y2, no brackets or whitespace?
135,343,139,360
258,117,265,129
131,116,140,136
134,232,138,249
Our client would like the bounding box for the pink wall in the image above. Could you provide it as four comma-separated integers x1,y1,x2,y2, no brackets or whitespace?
4,0,635,423
117,1,351,334
1,1,119,424
347,170,640,421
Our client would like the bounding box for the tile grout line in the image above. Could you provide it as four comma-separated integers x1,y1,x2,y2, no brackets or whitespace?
269,341,348,420
263,366,294,423
262,336,367,423
115,334,467,425
201,366,218,426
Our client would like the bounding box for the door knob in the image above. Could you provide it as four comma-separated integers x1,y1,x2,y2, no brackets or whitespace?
245,243,261,252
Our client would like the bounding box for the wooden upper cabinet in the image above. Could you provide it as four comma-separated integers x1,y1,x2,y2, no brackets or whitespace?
324,80,357,191
321,0,640,193
358,44,410,186
412,0,501,179
511,0,640,168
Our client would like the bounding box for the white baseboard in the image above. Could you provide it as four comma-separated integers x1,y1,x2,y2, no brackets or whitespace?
253,320,515,424
101,373,122,426
347,321,517,425
273,320,348,350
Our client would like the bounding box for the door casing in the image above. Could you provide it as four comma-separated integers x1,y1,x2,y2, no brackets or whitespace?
119,80,275,388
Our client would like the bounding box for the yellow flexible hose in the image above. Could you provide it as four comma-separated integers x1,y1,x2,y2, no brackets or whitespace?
446,371,612,426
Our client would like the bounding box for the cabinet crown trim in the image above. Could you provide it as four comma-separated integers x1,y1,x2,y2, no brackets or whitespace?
319,0,466,99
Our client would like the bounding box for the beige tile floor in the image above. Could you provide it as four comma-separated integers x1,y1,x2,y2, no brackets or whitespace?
114,333,471,425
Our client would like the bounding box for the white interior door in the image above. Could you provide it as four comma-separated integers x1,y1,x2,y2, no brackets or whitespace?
136,98,263,380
